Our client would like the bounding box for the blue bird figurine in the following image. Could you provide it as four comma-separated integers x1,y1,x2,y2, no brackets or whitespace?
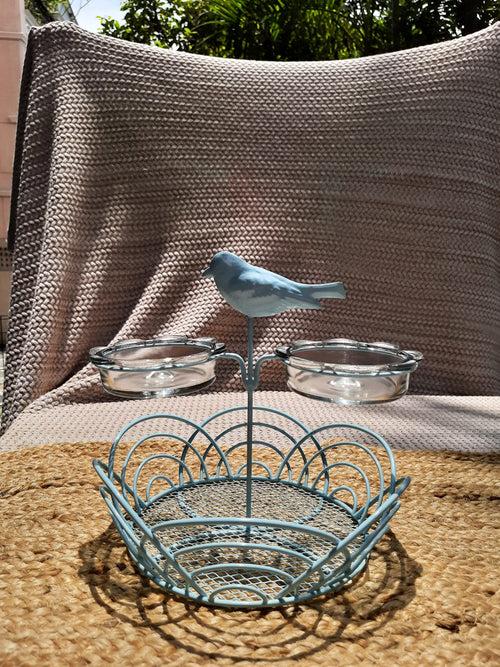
202,251,347,317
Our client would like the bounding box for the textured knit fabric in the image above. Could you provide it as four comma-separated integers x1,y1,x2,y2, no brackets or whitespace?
0,393,498,453
4,22,500,432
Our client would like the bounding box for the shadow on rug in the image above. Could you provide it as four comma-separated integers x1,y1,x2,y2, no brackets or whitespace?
79,524,420,662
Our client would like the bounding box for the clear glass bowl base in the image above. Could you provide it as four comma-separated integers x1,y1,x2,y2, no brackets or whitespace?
99,366,215,398
287,370,409,404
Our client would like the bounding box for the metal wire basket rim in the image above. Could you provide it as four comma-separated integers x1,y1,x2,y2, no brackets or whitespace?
135,469,406,524
89,337,225,372
94,457,409,552
276,340,422,376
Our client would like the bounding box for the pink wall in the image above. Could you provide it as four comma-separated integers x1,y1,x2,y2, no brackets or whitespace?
0,0,25,333
0,0,26,241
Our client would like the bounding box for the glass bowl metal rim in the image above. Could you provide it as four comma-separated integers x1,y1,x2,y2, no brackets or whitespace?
90,336,226,373
275,339,423,377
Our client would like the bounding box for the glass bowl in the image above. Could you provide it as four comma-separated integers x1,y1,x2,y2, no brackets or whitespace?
276,339,423,405
90,336,225,398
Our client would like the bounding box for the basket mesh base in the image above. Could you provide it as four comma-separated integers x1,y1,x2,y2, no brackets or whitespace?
137,479,361,606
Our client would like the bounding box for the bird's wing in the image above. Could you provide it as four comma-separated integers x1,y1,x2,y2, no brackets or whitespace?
235,269,321,310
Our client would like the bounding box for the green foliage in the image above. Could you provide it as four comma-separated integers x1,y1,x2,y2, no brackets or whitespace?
98,0,500,60
26,0,64,23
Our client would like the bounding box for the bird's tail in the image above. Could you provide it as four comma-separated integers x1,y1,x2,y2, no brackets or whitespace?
303,282,347,300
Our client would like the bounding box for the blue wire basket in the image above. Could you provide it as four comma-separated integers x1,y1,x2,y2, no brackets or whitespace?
93,371,410,608
92,264,418,609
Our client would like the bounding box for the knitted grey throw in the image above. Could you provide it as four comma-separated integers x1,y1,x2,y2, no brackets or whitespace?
4,22,500,432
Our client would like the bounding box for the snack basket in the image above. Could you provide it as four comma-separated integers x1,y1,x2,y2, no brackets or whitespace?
92,269,421,609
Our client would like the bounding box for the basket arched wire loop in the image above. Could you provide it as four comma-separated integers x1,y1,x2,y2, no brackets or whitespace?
190,406,327,481
94,408,409,608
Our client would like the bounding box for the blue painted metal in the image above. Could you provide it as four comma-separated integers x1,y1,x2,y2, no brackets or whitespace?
245,317,254,519
202,251,346,317
94,316,410,609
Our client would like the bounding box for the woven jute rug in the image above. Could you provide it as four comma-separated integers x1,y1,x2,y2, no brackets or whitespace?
0,442,498,666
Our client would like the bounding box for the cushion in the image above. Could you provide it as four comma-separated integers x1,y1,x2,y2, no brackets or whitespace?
1,392,497,453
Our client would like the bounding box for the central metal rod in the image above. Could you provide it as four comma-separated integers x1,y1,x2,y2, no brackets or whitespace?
245,316,254,518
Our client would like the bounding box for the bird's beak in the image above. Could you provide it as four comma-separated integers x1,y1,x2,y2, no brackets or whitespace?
201,266,212,278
